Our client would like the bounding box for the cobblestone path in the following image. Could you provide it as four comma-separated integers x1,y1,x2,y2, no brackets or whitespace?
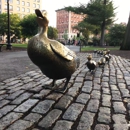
0,53,130,130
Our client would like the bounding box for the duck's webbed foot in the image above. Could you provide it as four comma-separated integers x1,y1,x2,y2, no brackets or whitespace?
87,70,91,74
43,79,56,89
91,70,95,75
54,76,71,92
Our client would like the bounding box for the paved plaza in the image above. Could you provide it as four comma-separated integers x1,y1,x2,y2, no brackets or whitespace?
0,47,130,129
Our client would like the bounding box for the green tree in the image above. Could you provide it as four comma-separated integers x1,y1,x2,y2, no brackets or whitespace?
107,24,126,46
82,29,89,41
0,13,21,37
120,15,130,50
0,13,7,35
65,0,116,46
48,26,58,39
73,22,98,42
20,14,38,38
63,30,68,44
10,14,21,38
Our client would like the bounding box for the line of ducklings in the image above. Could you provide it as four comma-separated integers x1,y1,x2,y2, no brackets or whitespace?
85,48,111,74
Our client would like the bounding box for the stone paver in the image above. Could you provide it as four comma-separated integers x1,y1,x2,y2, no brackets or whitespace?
0,53,130,130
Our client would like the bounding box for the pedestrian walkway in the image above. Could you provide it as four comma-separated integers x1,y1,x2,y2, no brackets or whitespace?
0,45,80,81
66,45,80,52
0,51,38,81
0,53,130,130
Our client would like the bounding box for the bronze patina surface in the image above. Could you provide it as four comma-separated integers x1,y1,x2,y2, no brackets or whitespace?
27,9,80,91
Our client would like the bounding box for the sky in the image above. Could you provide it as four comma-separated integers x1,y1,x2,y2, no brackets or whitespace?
42,0,130,27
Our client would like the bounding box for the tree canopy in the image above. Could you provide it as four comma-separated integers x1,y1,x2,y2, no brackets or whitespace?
48,26,58,39
20,14,38,38
106,23,126,46
65,0,116,46
0,13,58,41
0,13,21,37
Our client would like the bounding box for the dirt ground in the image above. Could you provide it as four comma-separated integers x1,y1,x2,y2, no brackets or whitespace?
110,50,130,59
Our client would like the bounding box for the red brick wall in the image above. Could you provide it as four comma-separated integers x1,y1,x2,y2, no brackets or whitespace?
56,9,84,39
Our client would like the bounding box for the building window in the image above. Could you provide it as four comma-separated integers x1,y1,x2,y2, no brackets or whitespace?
27,2,30,6
33,9,35,13
33,3,36,8
37,4,40,8
4,4,13,10
9,5,13,10
33,0,36,1
22,1,25,6
17,0,20,4
37,0,40,2
17,7,20,11
27,8,30,13
5,0,13,3
4,5,7,10
22,7,25,12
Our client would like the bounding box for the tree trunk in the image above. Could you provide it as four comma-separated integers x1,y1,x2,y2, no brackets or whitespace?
100,0,106,46
100,20,106,46
120,14,130,50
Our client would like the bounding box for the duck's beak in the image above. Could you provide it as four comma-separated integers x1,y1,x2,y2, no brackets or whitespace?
35,9,49,27
35,9,44,19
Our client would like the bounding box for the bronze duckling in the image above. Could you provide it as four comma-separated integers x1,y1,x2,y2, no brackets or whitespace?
85,54,97,74
98,56,106,67
103,51,111,63
93,49,97,55
27,9,80,91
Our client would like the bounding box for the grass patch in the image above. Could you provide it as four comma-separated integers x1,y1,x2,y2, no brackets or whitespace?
11,44,120,52
12,43,27,48
81,46,120,52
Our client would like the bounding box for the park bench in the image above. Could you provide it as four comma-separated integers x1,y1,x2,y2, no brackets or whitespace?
0,43,7,52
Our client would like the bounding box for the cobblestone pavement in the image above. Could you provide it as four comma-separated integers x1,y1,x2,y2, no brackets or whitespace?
0,53,130,130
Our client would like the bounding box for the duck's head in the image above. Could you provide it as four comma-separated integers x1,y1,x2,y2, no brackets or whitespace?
35,9,49,27
107,50,110,54
87,54,92,60
103,51,107,55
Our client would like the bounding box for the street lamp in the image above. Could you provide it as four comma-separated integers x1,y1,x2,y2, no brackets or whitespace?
6,0,12,50
77,32,81,52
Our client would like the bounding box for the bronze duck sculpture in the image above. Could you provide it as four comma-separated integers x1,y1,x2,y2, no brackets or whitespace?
27,9,80,91
85,54,97,74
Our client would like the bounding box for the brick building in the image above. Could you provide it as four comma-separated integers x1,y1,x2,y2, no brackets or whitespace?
56,8,84,42
0,0,42,18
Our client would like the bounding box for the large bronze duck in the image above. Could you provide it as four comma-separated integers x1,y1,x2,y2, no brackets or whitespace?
27,9,80,91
